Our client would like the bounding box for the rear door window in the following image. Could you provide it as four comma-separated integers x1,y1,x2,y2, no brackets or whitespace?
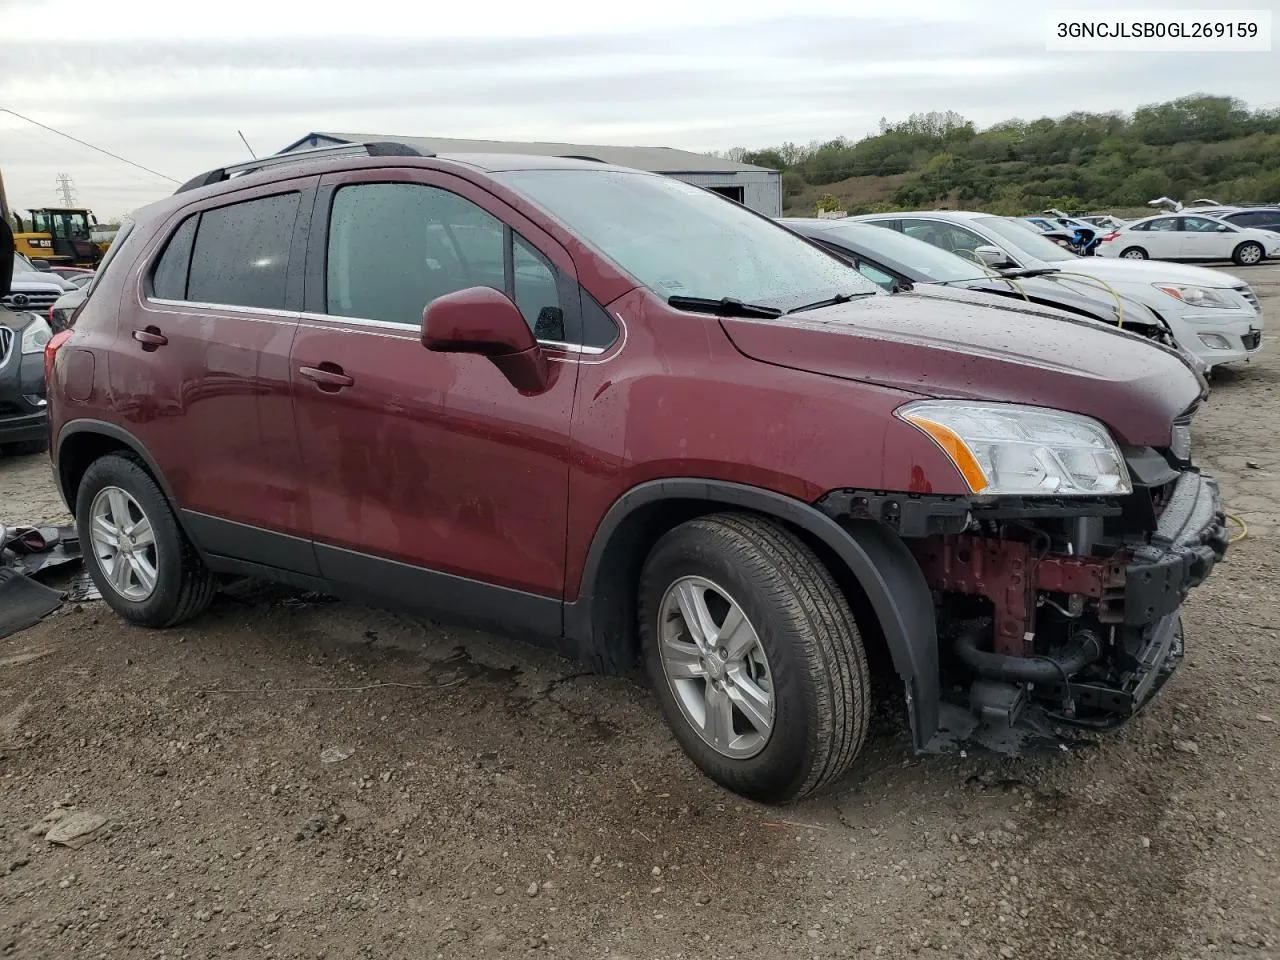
185,193,300,309
1183,216,1228,233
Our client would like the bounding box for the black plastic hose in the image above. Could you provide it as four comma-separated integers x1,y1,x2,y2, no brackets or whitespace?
955,622,1102,685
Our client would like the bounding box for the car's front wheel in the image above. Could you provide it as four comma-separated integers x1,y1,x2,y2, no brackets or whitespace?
75,453,216,627
1233,241,1265,266
638,513,870,803
1120,246,1148,260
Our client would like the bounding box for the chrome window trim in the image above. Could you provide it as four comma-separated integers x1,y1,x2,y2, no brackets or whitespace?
143,298,607,354
147,297,300,319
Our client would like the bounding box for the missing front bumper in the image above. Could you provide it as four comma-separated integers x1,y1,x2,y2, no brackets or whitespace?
925,614,1184,756
919,468,1223,756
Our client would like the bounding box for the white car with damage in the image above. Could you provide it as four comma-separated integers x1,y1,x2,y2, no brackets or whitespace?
851,211,1264,371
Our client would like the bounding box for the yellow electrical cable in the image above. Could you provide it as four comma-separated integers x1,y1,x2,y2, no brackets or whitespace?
954,249,1031,302
1040,270,1127,329
1226,513,1248,544
977,267,1032,302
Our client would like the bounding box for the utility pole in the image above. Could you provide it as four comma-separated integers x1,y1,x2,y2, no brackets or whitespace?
54,172,77,206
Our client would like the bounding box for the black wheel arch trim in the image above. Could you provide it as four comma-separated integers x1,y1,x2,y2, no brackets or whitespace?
565,478,941,750
55,419,194,538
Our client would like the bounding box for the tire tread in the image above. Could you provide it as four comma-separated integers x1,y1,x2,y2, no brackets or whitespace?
76,453,215,627
639,511,870,802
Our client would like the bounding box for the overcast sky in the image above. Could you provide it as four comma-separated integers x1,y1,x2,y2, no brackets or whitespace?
2,0,1276,217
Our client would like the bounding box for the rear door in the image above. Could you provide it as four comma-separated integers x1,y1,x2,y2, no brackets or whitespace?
113,177,316,570
289,168,584,629
1179,215,1233,260
1135,216,1181,259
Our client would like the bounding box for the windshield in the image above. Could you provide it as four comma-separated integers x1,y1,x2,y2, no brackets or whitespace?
495,169,878,309
821,223,988,283
974,217,1079,263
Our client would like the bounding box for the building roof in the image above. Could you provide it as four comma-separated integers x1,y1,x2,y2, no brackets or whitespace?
278,132,774,176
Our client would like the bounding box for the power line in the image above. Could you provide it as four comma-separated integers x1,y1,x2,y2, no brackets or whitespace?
0,107,180,184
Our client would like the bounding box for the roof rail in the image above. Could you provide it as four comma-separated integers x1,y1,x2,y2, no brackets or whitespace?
173,141,433,195
557,154,606,163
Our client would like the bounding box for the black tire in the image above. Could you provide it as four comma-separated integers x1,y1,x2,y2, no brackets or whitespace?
1119,246,1148,260
638,512,870,803
75,453,216,627
1233,241,1265,266
1,438,48,457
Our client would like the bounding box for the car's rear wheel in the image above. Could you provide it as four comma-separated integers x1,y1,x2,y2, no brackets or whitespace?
1120,246,1148,260
1233,241,1265,266
638,513,869,803
76,453,216,627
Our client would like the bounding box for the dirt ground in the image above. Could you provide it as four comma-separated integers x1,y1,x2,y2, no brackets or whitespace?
2,264,1279,960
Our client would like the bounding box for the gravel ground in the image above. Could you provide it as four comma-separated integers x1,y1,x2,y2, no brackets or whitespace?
2,264,1279,960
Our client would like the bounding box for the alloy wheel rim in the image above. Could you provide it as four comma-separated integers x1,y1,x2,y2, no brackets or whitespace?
89,486,159,602
1122,249,1144,259
1241,245,1261,264
657,576,775,759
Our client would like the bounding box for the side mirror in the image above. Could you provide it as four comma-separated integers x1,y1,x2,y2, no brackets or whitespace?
974,245,1010,268
422,286,551,394
30,258,51,271
0,218,12,297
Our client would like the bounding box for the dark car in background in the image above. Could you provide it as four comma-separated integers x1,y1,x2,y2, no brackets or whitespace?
0,305,53,455
1218,207,1280,235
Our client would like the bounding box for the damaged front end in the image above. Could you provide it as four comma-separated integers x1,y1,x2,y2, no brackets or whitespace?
818,423,1227,755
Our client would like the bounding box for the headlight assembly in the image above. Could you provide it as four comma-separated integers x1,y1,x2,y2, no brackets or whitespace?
20,317,53,355
1153,284,1235,309
897,400,1132,497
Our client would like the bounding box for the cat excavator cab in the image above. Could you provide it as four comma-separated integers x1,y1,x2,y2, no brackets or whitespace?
11,207,103,267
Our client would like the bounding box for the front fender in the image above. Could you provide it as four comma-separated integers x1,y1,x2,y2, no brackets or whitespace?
565,478,941,750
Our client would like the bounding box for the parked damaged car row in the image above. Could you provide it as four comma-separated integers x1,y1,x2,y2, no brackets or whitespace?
4,144,1234,804
838,211,1263,371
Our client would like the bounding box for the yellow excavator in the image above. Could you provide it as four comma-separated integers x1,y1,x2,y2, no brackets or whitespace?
0,170,105,267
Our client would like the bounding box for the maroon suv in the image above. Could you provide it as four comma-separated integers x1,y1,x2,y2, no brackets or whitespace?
42,143,1226,802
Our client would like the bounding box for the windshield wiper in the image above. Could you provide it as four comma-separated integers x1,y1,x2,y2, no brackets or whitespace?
1000,267,1061,279
786,292,876,314
667,295,782,318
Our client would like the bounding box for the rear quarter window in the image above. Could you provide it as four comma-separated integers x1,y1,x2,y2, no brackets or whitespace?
150,215,198,300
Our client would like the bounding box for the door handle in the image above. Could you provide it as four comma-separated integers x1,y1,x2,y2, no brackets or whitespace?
299,364,354,391
132,328,168,348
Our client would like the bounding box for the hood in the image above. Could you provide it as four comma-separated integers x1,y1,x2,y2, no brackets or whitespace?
10,277,67,295
942,275,1160,330
0,306,41,330
720,291,1202,446
1046,256,1246,288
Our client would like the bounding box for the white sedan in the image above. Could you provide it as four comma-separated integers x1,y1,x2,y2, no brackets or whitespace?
1097,213,1280,265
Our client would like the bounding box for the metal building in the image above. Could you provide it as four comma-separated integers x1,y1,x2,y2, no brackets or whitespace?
278,132,783,216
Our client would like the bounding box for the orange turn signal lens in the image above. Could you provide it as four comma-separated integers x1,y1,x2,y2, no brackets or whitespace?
901,413,990,494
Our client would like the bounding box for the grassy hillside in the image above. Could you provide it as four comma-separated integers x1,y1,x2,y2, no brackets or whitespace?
723,94,1280,217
